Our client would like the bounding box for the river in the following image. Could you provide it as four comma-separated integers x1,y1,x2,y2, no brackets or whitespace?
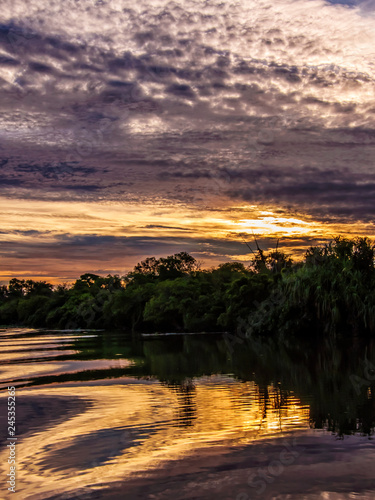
0,328,374,499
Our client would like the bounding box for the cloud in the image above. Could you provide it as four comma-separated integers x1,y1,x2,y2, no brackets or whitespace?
0,0,375,279
0,231,255,282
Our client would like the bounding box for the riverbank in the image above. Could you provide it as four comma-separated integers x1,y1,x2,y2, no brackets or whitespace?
1,237,375,338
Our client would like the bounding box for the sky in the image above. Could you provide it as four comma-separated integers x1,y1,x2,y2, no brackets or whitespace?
1,0,375,283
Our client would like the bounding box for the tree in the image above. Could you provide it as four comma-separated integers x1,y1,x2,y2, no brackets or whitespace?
24,280,53,297
126,252,199,284
8,278,25,298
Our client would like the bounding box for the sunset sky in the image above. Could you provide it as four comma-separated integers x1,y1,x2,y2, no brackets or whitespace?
1,0,375,283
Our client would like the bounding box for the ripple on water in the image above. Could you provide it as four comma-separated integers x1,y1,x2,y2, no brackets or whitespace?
0,328,373,499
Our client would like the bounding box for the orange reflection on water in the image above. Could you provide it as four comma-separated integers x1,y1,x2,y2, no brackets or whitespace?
0,375,310,498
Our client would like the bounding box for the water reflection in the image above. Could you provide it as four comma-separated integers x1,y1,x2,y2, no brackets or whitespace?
168,380,197,427
0,328,374,498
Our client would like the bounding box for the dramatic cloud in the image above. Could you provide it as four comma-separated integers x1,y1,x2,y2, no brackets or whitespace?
0,0,375,280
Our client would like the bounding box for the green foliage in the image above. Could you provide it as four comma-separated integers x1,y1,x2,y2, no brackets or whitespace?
108,282,156,332
143,275,219,331
0,298,19,325
217,273,272,330
1,239,374,337
17,295,51,327
247,236,375,337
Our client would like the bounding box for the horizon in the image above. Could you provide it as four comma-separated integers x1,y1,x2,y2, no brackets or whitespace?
2,234,373,286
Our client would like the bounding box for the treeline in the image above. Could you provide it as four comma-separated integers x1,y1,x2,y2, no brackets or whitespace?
1,238,375,337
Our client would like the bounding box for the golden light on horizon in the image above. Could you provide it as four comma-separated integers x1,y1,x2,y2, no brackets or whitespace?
1,193,375,283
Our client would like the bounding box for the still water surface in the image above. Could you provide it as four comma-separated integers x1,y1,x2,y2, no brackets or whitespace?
0,328,374,499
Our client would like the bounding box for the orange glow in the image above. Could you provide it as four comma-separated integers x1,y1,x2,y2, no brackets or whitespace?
1,195,374,282
0,376,310,498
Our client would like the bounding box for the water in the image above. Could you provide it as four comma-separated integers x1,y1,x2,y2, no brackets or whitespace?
0,328,374,499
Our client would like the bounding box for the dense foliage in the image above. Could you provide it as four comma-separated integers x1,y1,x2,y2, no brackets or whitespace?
1,238,375,337
245,236,375,338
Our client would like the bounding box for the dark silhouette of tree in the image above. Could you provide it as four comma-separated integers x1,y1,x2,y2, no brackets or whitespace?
1,239,374,336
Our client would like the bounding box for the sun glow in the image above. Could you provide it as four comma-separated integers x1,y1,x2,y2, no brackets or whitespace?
1,194,374,283
234,216,312,236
